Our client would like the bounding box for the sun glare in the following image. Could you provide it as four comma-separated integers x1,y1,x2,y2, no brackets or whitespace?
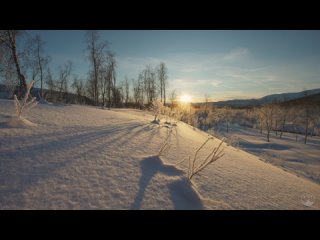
180,95,192,103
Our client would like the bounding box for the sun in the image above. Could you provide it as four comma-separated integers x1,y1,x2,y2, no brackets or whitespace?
180,95,192,103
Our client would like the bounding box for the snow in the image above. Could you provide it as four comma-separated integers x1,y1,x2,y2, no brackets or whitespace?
0,99,320,209
5,116,37,128
209,124,320,183
38,98,49,104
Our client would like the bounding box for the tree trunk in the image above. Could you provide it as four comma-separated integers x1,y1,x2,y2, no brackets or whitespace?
280,119,285,139
39,60,43,99
37,41,43,99
108,83,111,109
164,87,166,106
112,76,115,107
304,124,308,144
9,32,27,98
160,81,162,103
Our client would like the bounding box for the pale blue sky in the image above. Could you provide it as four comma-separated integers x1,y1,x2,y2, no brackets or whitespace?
26,30,320,102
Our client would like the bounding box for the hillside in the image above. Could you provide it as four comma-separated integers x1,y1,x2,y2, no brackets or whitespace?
0,99,319,209
210,88,320,108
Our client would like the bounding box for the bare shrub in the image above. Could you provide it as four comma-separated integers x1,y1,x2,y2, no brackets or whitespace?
14,80,37,119
151,99,163,122
188,137,225,180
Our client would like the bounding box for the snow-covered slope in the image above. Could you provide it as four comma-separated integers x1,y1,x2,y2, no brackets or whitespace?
209,125,320,184
0,99,319,209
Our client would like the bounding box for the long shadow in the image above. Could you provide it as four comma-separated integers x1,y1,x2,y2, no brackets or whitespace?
130,156,203,210
167,179,203,210
117,123,158,146
0,122,149,209
0,149,85,208
0,122,142,156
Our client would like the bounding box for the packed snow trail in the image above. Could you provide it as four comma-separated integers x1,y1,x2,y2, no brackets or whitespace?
0,99,319,209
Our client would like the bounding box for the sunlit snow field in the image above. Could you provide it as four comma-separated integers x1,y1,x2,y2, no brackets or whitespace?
1,99,319,209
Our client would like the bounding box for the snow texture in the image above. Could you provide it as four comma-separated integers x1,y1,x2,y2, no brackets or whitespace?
0,99,319,209
209,124,320,183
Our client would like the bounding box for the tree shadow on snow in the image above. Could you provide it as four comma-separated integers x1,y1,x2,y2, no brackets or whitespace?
0,123,150,209
130,156,203,210
167,178,203,210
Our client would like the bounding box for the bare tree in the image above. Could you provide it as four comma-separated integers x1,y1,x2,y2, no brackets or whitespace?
119,84,125,106
113,86,123,107
253,107,264,134
85,30,108,106
260,103,275,142
0,30,27,98
290,105,300,142
86,71,95,102
107,52,116,108
223,106,232,133
45,68,55,100
31,35,50,99
302,97,312,144
278,100,290,139
57,61,72,102
203,94,210,129
132,79,139,108
132,77,144,109
0,56,17,97
143,65,157,107
169,89,176,113
98,51,117,109
72,75,85,104
124,76,130,107
157,62,168,105
99,68,107,108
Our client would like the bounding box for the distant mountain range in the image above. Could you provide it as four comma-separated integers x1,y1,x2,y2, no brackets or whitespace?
1,84,320,108
200,88,320,108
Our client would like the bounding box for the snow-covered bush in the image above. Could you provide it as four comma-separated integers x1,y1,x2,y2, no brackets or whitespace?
162,106,172,124
151,99,163,122
187,137,225,180
14,80,37,119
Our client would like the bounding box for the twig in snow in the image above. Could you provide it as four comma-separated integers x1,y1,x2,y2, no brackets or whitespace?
188,137,225,180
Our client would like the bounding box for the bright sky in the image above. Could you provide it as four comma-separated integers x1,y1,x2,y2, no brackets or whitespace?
26,30,320,102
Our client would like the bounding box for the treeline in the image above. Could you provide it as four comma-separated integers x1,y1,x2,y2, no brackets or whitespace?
171,95,320,144
0,30,168,108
